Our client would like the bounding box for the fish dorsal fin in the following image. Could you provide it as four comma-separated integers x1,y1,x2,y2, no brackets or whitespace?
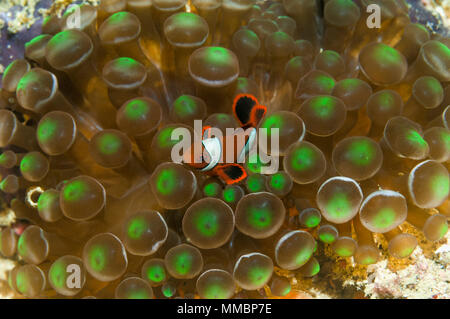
232,94,267,128
249,104,267,127
233,94,258,126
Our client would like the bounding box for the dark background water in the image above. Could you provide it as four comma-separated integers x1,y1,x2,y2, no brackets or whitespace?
0,0,448,85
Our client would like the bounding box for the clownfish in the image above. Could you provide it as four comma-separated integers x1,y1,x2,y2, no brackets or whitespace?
183,94,267,184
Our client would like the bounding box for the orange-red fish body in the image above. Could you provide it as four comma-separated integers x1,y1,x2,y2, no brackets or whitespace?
183,94,267,184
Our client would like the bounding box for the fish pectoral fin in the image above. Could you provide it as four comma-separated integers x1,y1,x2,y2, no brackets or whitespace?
215,163,247,185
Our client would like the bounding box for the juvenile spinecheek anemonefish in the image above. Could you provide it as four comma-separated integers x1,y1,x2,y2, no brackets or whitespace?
182,94,267,185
